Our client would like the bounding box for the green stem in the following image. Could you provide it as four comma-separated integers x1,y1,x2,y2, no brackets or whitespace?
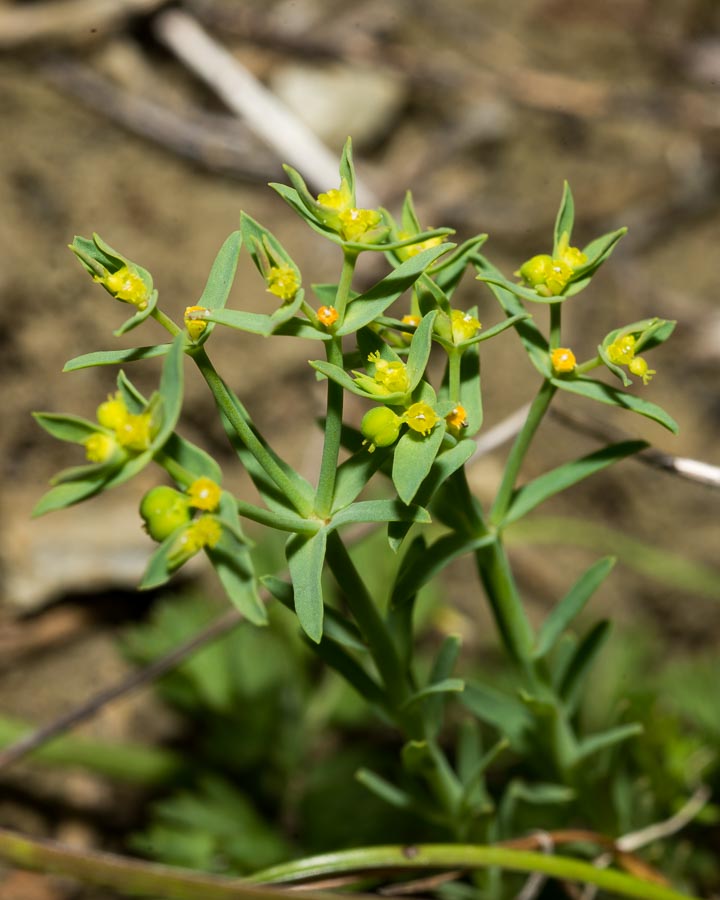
0,828,336,900
325,531,413,720
250,844,698,900
575,355,603,374
448,348,462,402
549,303,562,350
314,251,357,516
333,250,358,321
151,308,182,337
314,337,344,517
191,347,313,518
474,538,535,667
490,379,556,526
153,450,196,488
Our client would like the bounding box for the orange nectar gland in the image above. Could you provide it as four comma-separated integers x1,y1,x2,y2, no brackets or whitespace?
446,405,469,433
404,402,441,436
184,306,208,341
266,266,299,302
102,266,150,309
187,476,221,512
317,305,339,328
169,516,222,566
550,347,576,374
400,314,420,345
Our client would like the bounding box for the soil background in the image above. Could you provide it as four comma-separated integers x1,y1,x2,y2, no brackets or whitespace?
1,0,720,897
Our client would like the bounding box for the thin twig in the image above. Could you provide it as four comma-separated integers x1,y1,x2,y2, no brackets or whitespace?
0,608,242,771
0,0,163,50
470,404,531,461
616,785,712,853
550,406,720,488
41,55,278,181
152,8,378,203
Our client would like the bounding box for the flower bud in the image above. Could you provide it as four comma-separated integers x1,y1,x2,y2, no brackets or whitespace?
140,486,192,542
518,254,554,287
317,305,339,328
361,407,402,453
168,516,223,566
115,412,152,452
446,405,469,435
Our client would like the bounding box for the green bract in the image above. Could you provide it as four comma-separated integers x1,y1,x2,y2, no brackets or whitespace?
33,138,695,898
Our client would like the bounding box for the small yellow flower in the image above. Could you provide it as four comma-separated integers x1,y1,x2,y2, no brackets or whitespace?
550,347,576,374
545,259,573,295
169,516,222,566
628,356,656,385
518,254,554,287
84,432,118,463
184,305,209,341
96,392,128,430
396,231,443,260
446,405,469,434
403,402,441,436
607,334,636,365
317,305,339,327
517,254,573,296
559,245,587,268
187,476,221,512
103,266,150,309
367,352,410,394
401,314,421,329
450,309,481,344
266,266,299,301
338,207,382,242
115,412,152,452
317,188,347,210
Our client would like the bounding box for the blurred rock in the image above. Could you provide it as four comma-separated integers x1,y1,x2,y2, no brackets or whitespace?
270,62,406,149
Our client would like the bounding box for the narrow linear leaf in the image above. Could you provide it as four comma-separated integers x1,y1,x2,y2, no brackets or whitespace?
63,345,172,372
553,180,575,255
332,446,392,512
286,529,327,643
460,682,533,748
32,413,99,444
573,723,643,765
160,433,223,484
425,634,463,736
551,376,679,433
113,289,158,337
32,474,112,517
330,499,431,530
559,620,612,712
400,678,465,711
200,308,272,337
504,441,647,526
405,311,438,390
207,538,267,626
392,423,447,505
534,557,616,659
337,243,453,335
198,230,243,309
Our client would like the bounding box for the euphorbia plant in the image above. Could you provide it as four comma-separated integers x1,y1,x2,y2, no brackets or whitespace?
34,139,686,897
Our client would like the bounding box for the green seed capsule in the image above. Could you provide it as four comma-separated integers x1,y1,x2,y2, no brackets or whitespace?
140,486,192,542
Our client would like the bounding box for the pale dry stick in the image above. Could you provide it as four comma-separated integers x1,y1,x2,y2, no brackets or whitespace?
152,8,379,204
550,407,720,489
514,832,552,900
0,0,163,50
578,786,711,900
41,56,278,182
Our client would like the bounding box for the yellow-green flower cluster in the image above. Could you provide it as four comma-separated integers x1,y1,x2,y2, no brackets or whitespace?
140,477,223,566
316,183,385,244
517,239,587,298
266,265,300,301
97,266,150,310
84,392,154,463
354,352,410,397
361,401,441,452
396,231,443,261
606,334,656,385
